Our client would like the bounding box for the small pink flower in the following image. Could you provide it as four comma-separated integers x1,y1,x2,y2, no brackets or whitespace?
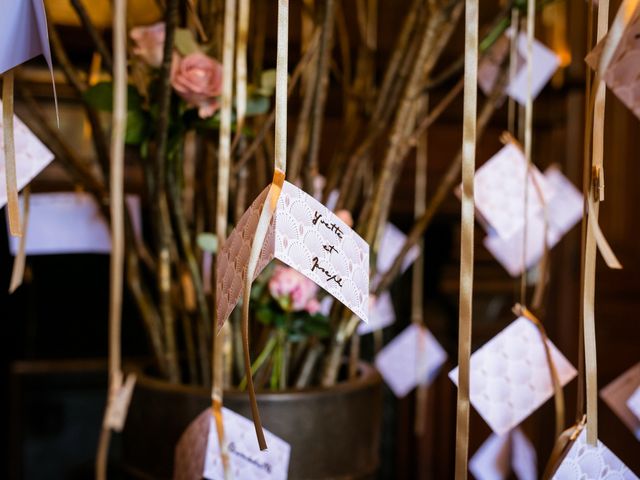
336,209,353,228
305,298,321,315
130,22,166,68
268,266,319,312
171,52,223,118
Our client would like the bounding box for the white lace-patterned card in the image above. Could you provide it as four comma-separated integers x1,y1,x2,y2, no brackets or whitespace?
469,428,537,480
0,106,54,208
627,387,640,421
474,144,553,241
449,317,577,435
7,192,141,255
373,223,420,287
375,324,447,398
203,408,291,480
551,429,639,480
483,166,583,277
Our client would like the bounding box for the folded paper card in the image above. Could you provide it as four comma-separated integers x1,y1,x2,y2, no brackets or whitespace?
373,222,421,287
217,181,369,327
469,428,537,480
478,33,526,97
551,429,639,479
601,362,640,441
585,3,640,120
628,387,640,421
0,0,53,75
357,291,396,335
449,317,577,435
483,166,583,276
0,106,54,209
375,323,447,398
7,192,141,255
474,143,553,241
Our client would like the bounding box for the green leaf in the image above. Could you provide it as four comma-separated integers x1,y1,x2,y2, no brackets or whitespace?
84,82,143,112
196,232,218,253
125,110,147,145
246,95,270,116
175,28,200,55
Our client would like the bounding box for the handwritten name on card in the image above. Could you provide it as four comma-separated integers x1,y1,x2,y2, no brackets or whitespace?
551,429,639,480
217,181,369,328
203,408,291,480
8,192,142,255
0,106,54,208
449,317,576,436
469,428,537,480
375,324,447,398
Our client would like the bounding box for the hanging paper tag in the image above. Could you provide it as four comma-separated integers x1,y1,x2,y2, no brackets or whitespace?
600,362,640,441
373,222,421,287
8,192,142,255
449,317,577,435
469,428,537,480
585,3,640,120
551,429,639,479
473,143,553,241
478,33,526,97
357,291,396,335
0,104,54,209
627,387,640,421
217,181,369,327
375,324,447,398
203,407,291,480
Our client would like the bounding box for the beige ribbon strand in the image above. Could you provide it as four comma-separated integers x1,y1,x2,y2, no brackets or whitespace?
514,304,565,438
234,0,250,140
455,0,478,476
3,70,21,237
238,0,289,451
581,0,636,446
96,0,128,478
9,187,30,293
541,416,586,480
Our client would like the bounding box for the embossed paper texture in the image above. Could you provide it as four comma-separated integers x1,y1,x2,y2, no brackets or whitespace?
551,429,639,480
7,192,142,255
483,165,583,276
469,428,537,480
585,3,640,120
601,363,640,442
217,181,369,328
203,408,291,480
375,324,447,398
0,106,54,208
449,317,577,436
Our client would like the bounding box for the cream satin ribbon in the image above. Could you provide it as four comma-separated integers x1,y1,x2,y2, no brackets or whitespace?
213,0,237,474
3,69,21,237
455,0,478,476
9,187,29,293
582,0,635,446
238,0,289,451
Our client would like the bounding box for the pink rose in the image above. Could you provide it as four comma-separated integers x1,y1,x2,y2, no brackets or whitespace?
268,266,319,312
130,22,166,68
336,209,353,228
305,298,321,315
171,52,223,118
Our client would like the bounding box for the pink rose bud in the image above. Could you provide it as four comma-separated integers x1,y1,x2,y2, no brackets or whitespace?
268,266,319,312
336,209,353,228
305,298,321,315
130,22,166,68
171,52,224,119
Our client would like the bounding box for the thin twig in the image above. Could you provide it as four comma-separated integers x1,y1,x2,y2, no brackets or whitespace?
69,0,114,72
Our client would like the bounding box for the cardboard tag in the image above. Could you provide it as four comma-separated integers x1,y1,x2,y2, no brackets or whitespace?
627,387,640,422
0,106,54,209
8,192,142,255
0,0,53,75
449,317,577,435
469,428,537,480
551,429,639,479
482,165,582,277
375,324,447,398
505,32,560,105
601,363,640,441
357,291,396,335
585,3,640,120
217,181,369,327
203,408,291,480
103,374,137,432
474,144,553,241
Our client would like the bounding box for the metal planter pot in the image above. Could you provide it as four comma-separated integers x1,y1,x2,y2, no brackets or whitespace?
122,363,382,479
